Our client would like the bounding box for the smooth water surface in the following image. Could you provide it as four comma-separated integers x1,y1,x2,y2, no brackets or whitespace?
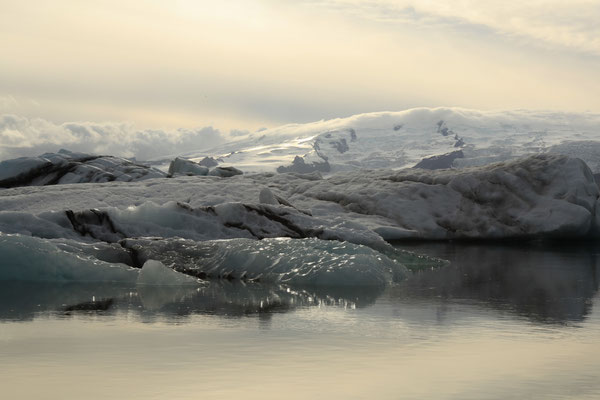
2,242,600,399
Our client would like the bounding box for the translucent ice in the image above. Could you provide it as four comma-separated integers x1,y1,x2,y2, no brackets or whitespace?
0,233,138,283
123,237,408,286
137,260,201,286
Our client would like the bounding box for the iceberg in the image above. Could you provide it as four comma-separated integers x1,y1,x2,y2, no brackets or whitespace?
137,260,202,286
0,149,165,188
1,154,598,242
0,233,138,283
0,153,598,287
208,166,243,177
297,154,600,239
0,232,410,287
122,237,407,286
167,157,208,176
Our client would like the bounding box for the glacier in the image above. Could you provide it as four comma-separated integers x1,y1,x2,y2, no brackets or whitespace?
2,154,598,242
1,108,600,287
162,108,600,175
5,108,600,186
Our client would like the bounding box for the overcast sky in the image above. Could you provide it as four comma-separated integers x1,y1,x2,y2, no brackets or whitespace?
1,0,599,132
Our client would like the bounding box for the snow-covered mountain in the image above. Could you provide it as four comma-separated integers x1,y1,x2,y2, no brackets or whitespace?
165,108,600,174
2,108,600,187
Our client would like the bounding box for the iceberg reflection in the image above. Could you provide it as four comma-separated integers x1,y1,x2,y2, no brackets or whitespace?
0,281,384,322
394,241,600,323
1,242,598,324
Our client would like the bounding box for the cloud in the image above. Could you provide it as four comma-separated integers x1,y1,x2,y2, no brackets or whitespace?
0,95,18,110
298,0,600,56
1,1,599,134
0,114,227,161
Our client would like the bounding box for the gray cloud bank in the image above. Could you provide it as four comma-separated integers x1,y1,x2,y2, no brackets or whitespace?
0,114,227,161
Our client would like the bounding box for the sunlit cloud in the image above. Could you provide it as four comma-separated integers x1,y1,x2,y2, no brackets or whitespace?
0,0,598,134
299,0,600,56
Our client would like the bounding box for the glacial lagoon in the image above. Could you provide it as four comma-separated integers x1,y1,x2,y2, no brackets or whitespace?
2,241,600,400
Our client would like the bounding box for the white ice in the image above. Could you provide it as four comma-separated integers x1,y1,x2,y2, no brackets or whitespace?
168,157,208,176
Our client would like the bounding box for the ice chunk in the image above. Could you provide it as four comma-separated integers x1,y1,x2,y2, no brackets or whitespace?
259,187,278,205
208,166,243,177
0,233,138,282
197,156,219,168
0,151,165,188
168,157,208,176
137,260,201,286
413,150,464,170
277,155,331,174
0,157,51,181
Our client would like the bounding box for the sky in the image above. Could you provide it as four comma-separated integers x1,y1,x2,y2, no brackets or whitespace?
1,0,599,158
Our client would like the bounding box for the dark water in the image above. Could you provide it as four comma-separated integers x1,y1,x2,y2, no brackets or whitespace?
1,242,600,399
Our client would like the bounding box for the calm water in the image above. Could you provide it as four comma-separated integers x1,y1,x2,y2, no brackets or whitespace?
2,242,600,399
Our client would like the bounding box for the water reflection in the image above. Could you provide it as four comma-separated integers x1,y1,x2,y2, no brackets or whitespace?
3,243,600,400
395,241,600,323
0,281,383,322
1,242,599,324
